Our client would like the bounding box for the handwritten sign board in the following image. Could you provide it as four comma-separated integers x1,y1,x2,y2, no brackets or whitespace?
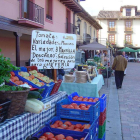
30,30,76,69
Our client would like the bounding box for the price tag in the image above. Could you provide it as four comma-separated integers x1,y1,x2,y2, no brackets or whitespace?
44,101,51,111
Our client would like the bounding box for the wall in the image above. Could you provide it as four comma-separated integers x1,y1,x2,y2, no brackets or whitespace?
131,8,135,16
0,0,19,20
0,36,31,66
35,0,73,33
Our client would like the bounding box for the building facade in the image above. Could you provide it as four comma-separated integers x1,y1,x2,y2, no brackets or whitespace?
0,0,101,66
97,5,140,50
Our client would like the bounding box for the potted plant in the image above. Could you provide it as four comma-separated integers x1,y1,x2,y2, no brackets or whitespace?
0,49,30,118
0,49,19,86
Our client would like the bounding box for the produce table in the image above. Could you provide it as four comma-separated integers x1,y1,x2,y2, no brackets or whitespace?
0,92,67,140
59,74,104,97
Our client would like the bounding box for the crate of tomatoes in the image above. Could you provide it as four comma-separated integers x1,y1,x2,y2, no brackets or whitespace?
32,125,91,140
56,98,100,122
45,116,99,139
68,92,107,112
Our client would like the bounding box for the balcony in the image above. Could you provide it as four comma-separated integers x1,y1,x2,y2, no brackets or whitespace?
124,41,133,47
124,27,133,33
110,42,116,47
108,27,117,33
66,23,75,34
18,0,44,28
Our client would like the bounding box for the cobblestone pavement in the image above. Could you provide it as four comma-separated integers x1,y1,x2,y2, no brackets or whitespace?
118,62,140,140
100,62,140,140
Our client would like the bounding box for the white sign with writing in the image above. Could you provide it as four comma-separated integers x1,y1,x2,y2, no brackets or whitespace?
44,101,51,111
30,30,76,69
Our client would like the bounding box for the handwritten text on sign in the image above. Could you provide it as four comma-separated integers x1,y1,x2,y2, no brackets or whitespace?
30,30,76,69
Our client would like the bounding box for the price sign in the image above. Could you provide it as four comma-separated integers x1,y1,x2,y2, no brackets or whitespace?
44,101,51,111
30,30,76,69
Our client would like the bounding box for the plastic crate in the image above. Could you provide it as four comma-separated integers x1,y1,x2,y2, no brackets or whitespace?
46,116,99,138
99,109,106,126
68,92,106,112
56,98,100,122
32,126,90,140
98,133,105,140
50,80,62,95
26,66,38,72
13,68,54,99
0,99,11,123
98,121,106,139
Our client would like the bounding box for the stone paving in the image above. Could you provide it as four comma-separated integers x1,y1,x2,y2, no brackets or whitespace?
100,62,140,140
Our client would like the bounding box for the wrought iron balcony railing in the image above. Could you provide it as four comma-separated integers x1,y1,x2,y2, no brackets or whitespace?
125,27,133,31
124,41,133,47
65,23,75,34
21,0,44,25
108,27,116,31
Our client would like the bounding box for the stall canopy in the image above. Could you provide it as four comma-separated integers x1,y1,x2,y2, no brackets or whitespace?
120,47,136,52
79,41,110,50
136,49,140,52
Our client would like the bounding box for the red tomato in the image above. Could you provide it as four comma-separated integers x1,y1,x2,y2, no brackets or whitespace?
71,103,78,108
49,138,56,140
77,98,82,101
80,138,84,140
82,124,91,129
50,125,55,128
64,121,72,126
55,134,65,140
83,98,88,101
87,105,91,108
39,138,46,140
79,104,86,108
10,72,15,76
55,120,63,126
53,123,58,128
80,106,88,110
62,105,68,108
60,124,68,129
74,106,81,110
66,136,74,140
57,127,63,129
75,124,82,129
43,132,54,139
66,105,74,109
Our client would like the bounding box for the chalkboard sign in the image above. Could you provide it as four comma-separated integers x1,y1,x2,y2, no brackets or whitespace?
30,30,76,69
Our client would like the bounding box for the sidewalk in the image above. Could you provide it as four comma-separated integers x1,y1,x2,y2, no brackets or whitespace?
100,62,140,140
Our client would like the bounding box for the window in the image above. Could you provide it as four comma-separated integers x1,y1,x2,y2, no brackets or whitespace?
109,21,115,28
125,35,131,43
126,8,131,16
125,21,131,27
46,0,52,20
109,34,115,43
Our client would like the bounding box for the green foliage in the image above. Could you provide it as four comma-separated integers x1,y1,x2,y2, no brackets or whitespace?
0,49,19,85
0,85,25,91
93,57,101,63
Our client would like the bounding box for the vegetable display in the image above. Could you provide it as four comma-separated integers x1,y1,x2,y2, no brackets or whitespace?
50,120,90,131
0,85,26,91
29,70,54,83
62,103,92,110
27,91,43,99
25,99,44,114
19,72,45,87
72,96,99,103
39,132,85,140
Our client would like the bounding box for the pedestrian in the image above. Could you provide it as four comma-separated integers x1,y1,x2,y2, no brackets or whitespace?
112,51,127,89
57,69,65,80
122,51,128,76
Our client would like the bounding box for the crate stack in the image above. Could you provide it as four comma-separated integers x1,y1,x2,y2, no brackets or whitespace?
32,92,101,140
98,94,107,140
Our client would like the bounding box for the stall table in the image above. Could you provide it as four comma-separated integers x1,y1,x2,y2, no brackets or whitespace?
0,92,67,140
59,74,104,97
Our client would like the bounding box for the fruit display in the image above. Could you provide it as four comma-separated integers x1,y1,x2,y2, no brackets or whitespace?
18,71,45,87
62,103,92,110
72,96,99,103
39,132,85,140
10,72,33,88
97,66,106,70
29,70,54,83
50,120,91,131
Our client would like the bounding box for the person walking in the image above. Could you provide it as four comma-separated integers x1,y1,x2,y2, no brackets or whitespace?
112,51,127,89
122,51,128,76
57,69,65,80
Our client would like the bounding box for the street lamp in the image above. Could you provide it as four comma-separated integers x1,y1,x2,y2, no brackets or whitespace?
76,17,81,35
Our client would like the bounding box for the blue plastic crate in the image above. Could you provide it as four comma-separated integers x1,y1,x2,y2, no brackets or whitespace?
46,116,98,139
32,126,90,140
68,92,107,112
13,67,55,99
56,98,100,122
98,133,105,140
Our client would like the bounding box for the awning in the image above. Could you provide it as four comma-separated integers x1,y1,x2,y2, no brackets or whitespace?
120,47,136,52
60,0,83,12
79,41,110,50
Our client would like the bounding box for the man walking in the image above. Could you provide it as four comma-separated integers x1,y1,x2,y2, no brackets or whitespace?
112,51,127,89
122,51,128,76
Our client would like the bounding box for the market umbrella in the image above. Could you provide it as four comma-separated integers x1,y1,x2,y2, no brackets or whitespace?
120,47,136,52
136,49,140,52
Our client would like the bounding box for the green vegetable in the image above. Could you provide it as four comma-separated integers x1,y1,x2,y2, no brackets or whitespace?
28,91,42,99
38,88,45,94
0,85,25,91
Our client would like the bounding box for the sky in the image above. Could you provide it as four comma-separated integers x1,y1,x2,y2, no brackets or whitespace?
80,0,140,16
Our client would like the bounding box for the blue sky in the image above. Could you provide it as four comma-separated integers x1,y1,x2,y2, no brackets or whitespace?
80,0,140,16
